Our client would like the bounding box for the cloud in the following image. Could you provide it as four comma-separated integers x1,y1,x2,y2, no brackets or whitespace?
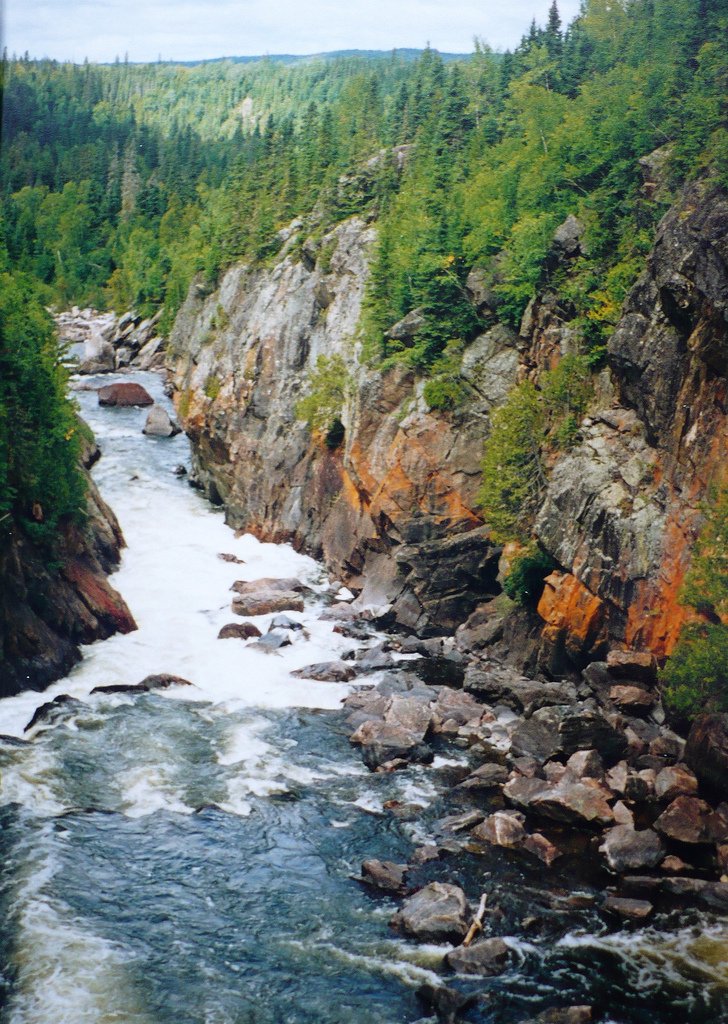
5,0,582,63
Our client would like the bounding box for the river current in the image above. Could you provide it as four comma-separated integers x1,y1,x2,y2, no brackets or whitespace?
1,371,727,1024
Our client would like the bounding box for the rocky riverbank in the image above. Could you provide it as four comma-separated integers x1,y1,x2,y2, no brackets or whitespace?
0,437,136,697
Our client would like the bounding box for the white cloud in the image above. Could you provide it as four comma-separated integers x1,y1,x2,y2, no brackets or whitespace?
5,0,582,63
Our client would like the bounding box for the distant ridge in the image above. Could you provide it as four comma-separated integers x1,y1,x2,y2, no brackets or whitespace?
169,48,471,68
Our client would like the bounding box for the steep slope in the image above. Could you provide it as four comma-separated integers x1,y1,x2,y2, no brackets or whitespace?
0,448,136,697
166,179,727,662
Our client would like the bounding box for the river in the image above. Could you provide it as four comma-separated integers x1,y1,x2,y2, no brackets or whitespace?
1,371,727,1024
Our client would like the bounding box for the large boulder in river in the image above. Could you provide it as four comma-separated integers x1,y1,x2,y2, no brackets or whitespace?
685,714,728,797
143,404,181,437
232,591,304,616
445,937,511,977
391,882,471,943
98,382,154,407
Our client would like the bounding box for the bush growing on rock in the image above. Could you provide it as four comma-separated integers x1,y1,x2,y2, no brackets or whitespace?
662,485,728,719
295,353,352,435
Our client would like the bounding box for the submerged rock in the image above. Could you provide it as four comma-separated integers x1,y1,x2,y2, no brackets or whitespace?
445,936,510,976
360,859,408,894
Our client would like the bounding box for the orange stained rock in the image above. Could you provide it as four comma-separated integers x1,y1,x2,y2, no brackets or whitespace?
537,571,606,654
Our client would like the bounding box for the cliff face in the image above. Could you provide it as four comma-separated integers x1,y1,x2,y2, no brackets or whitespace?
0,456,136,697
166,181,727,659
535,181,727,667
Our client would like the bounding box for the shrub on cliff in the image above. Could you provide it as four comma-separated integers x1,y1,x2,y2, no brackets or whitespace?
0,264,86,544
662,485,728,719
295,354,351,436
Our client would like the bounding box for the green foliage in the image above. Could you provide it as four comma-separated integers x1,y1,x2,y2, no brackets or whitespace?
661,623,728,717
502,545,557,605
541,354,593,447
422,342,470,411
478,381,545,544
295,354,351,435
662,485,728,719
203,374,221,401
0,264,86,544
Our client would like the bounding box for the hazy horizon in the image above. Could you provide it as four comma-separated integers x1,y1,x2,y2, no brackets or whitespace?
5,0,582,65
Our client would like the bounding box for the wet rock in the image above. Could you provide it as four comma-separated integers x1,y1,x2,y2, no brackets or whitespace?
140,673,193,689
685,714,728,797
661,878,728,911
269,613,304,631
97,382,154,407
472,810,526,848
391,882,471,943
603,896,653,921
91,683,148,695
599,825,665,872
360,859,408,894
232,591,305,616
655,764,699,802
438,810,486,834
252,629,292,652
654,796,717,844
291,661,355,682
218,552,243,563
355,644,396,672
142,404,181,437
24,694,87,731
520,1006,592,1024
457,763,509,792
609,685,656,712
445,936,510,976
522,832,562,866
416,982,477,1022
174,464,188,477
217,622,262,640
232,577,306,595
606,650,658,685
351,695,434,770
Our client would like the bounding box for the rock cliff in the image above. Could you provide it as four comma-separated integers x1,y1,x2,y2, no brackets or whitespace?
166,180,727,662
0,443,136,696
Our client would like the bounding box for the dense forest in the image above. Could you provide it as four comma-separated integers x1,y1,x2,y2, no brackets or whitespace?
1,0,726,703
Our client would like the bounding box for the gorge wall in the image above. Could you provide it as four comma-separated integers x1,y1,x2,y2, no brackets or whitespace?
0,443,136,697
166,179,728,671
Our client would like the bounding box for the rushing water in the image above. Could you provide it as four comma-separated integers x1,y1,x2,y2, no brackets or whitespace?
1,371,728,1024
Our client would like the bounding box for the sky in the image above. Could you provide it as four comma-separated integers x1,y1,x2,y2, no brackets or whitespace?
4,0,583,64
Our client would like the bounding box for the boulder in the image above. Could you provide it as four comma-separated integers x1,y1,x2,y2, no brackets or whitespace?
139,673,193,689
558,705,628,762
599,826,665,872
566,749,604,779
654,796,717,844
387,307,425,340
510,713,560,764
457,763,509,791
445,936,511,976
609,685,656,712
291,661,356,682
97,382,154,407
269,614,304,631
391,883,471,943
217,622,262,640
602,896,653,921
232,577,306,595
504,776,614,827
654,764,699,802
252,629,292,652
350,695,433,770
522,832,562,866
142,404,181,437
686,714,728,797
233,592,304,616
606,650,658,685
360,859,408,894
472,810,527,849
